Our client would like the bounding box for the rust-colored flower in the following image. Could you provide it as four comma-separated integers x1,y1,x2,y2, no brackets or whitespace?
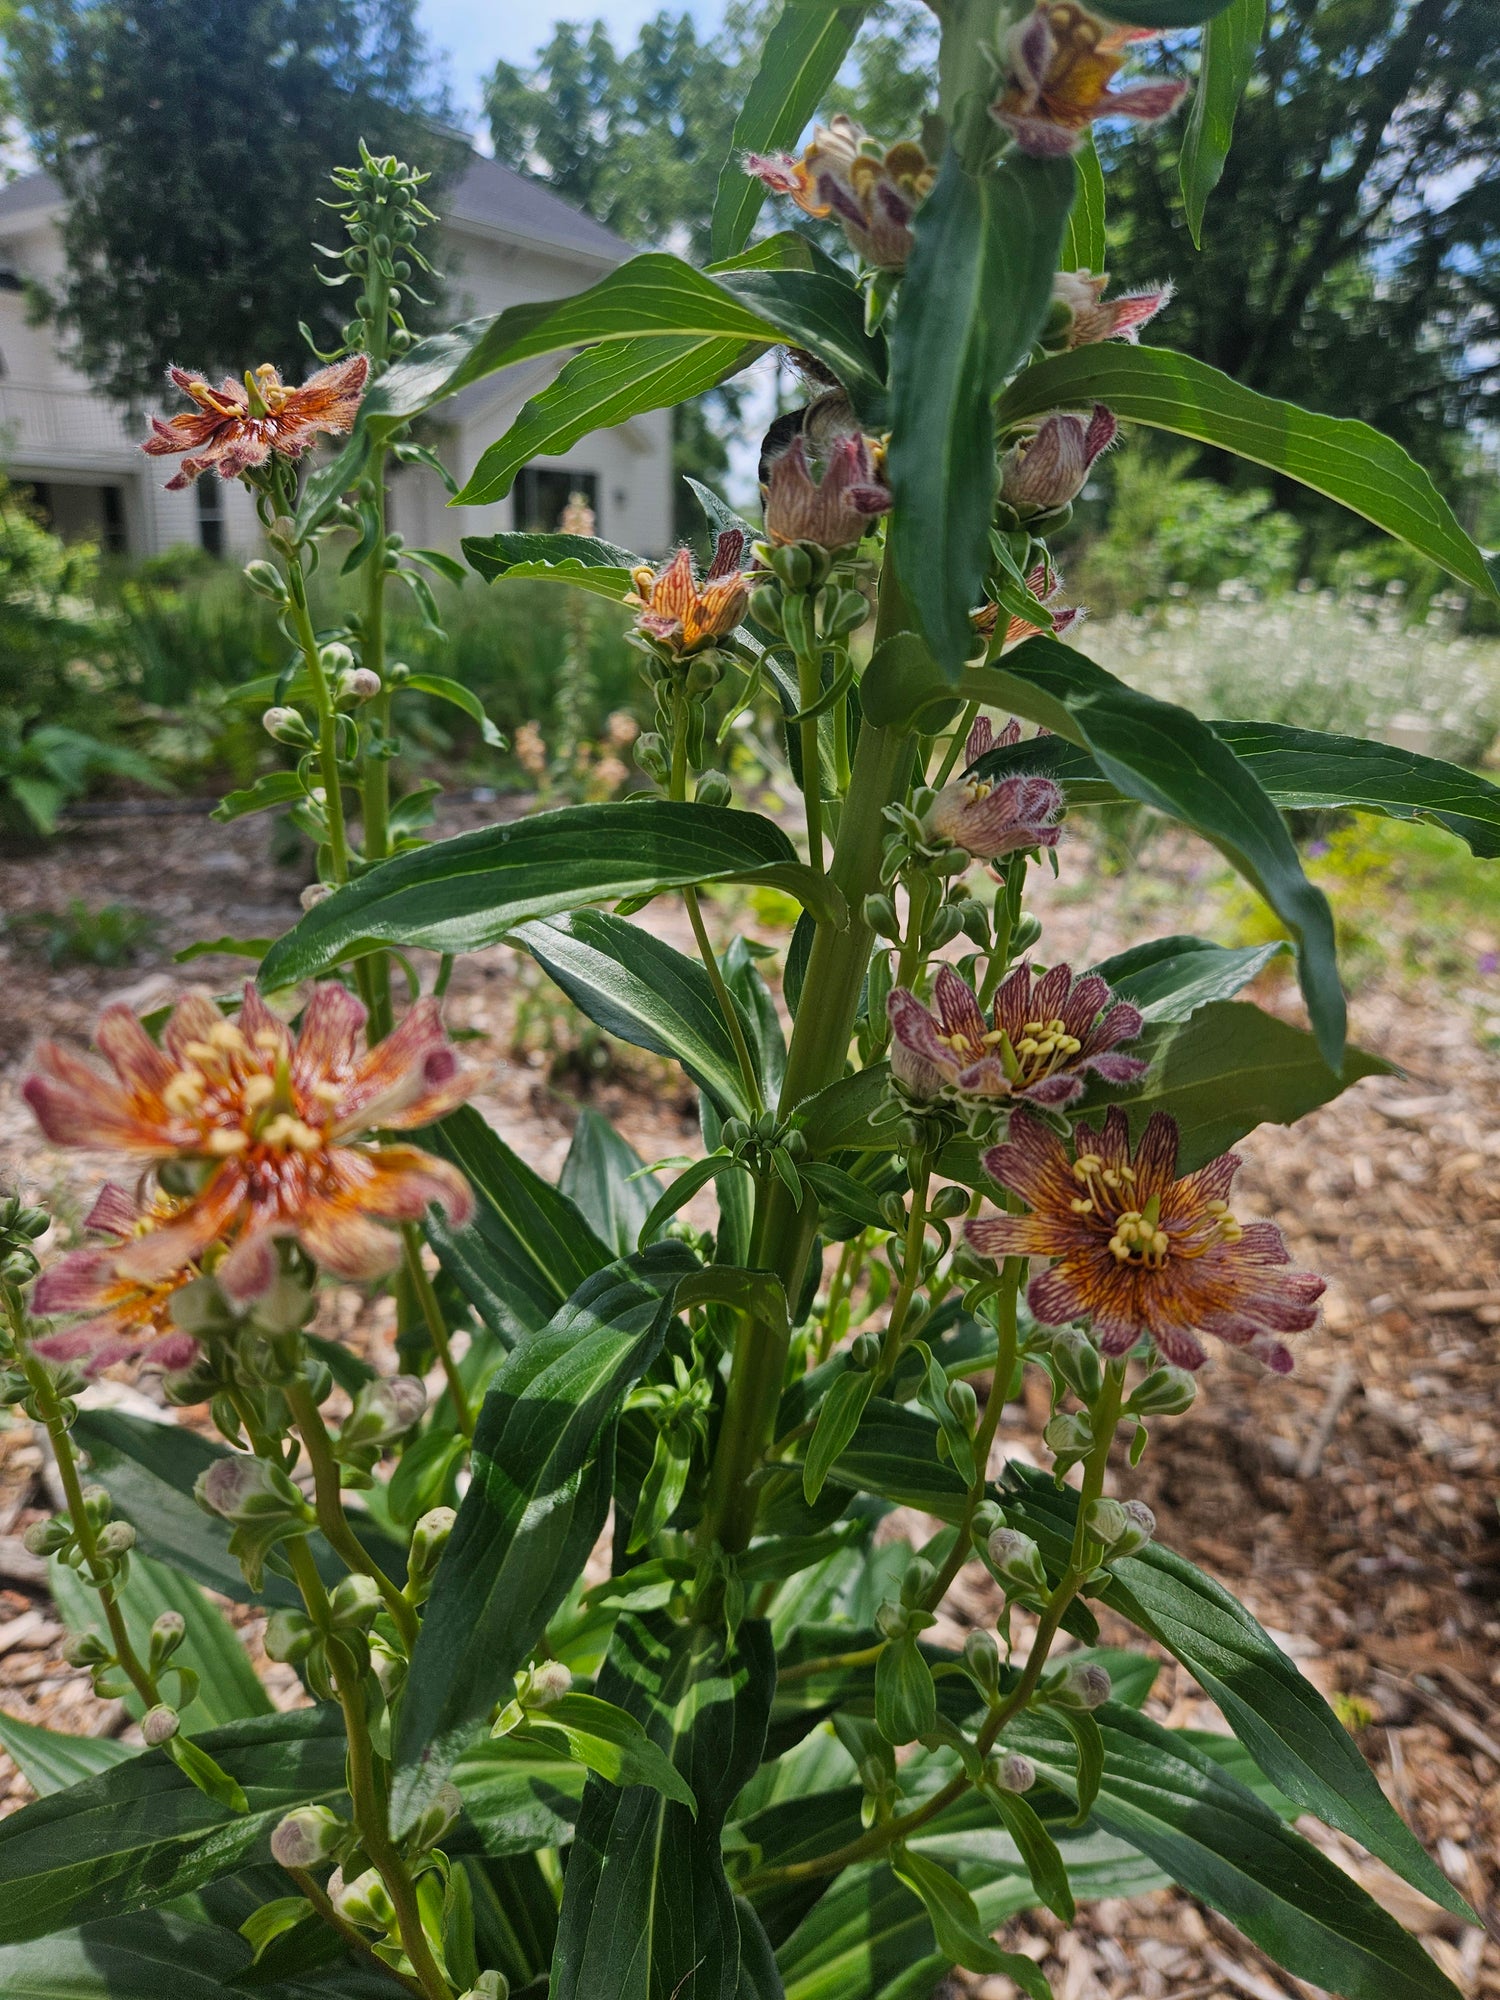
992,3,1187,157
762,432,890,550
1000,406,1117,516
966,1107,1325,1372
30,1184,200,1376
746,115,936,269
142,355,369,491
972,565,1084,649
1052,270,1170,348
24,983,473,1305
888,962,1145,1110
629,530,751,656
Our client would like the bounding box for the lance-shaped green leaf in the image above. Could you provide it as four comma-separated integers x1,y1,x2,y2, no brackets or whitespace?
1007,1703,1463,1999
562,1108,665,1258
875,1636,938,1746
516,909,762,1120
971,712,1500,859
1087,935,1291,1022
710,3,870,259
258,801,841,985
810,1400,970,1521
449,1737,586,1858
890,1850,1051,1994
462,530,640,600
1000,1467,1474,1923
888,149,1076,675
1060,135,1105,273
552,1613,777,2000
0,1909,402,2000
423,1106,612,1345
401,673,505,747
391,1244,699,1833
994,346,1499,602
980,1782,1074,1919
510,1692,697,1810
802,1366,877,1503
1179,0,1265,243
1089,0,1240,25
0,1709,347,1945
0,1712,134,1798
914,634,1346,1067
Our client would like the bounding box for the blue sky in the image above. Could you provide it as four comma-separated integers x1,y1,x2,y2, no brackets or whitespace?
417,0,723,130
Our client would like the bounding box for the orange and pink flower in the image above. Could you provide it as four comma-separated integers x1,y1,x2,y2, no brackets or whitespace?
973,566,1084,649
629,530,752,656
762,431,891,550
30,1184,200,1376
966,1107,1324,1372
746,116,936,270
992,3,1187,157
142,355,369,491
1052,270,1171,348
923,717,1064,859
24,983,473,1314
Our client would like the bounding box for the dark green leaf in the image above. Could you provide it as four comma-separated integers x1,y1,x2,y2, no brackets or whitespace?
0,1709,346,1944
976,636,1345,1068
423,1106,612,1345
981,1784,1074,1919
391,1245,698,1831
449,1736,586,1858
994,347,1499,602
791,1062,899,1156
1060,136,1105,273
461,530,641,600
402,674,505,748
258,801,841,985
1209,720,1500,859
513,1691,698,1809
1087,935,1291,1022
888,150,1077,674
1009,1703,1463,1999
889,1850,1051,1992
710,3,870,259
638,1153,750,1247
722,936,788,1102
814,1401,969,1522
553,1613,776,2000
562,1108,665,1258
1051,1707,1103,1827
49,1550,269,1730
516,909,761,1119
1179,0,1265,244
0,1908,401,2000
209,772,305,824
875,1636,938,1746
802,1367,877,1503
174,934,272,966
0,1711,134,1796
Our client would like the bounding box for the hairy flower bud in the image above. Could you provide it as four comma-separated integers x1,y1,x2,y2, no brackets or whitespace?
149,1611,186,1665
345,1374,427,1447
1056,1659,1112,1710
1114,1499,1156,1556
197,1453,308,1523
406,1780,463,1853
271,1804,346,1869
242,559,289,602
22,1517,70,1557
339,667,382,702
62,1629,111,1668
762,429,890,551
329,1572,382,1630
1051,1326,1104,1402
336,1866,396,1930
1128,1365,1197,1416
694,770,733,808
986,1527,1048,1594
141,1704,179,1747
96,1521,136,1557
1000,406,1117,516
409,1505,456,1582
988,1751,1037,1794
262,705,312,746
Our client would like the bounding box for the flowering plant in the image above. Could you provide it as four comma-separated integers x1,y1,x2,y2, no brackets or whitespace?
3,23,1497,2000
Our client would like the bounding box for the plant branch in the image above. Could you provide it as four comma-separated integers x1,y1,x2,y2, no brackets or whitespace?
400,1224,473,1440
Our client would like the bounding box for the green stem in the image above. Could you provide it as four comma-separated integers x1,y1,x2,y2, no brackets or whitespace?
931,699,981,790
698,560,917,1556
922,1256,1023,1611
876,1158,931,1379
794,638,826,877
288,1867,427,2000
893,871,933,995
285,561,353,887
401,1224,473,1439
282,1375,418,1651
19,1347,158,1710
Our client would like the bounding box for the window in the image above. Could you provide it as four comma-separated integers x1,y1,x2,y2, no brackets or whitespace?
514,468,599,535
101,485,126,556
196,476,225,557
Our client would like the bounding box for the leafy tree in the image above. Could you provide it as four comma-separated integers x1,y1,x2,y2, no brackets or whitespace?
2,0,460,408
1105,0,1500,483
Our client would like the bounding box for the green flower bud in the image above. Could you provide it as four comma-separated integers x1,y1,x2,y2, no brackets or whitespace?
1084,1497,1129,1549
1051,1327,1103,1402
862,892,901,939
271,1804,346,1868
141,1704,179,1747
408,1505,456,1582
987,1751,1036,1794
928,1185,970,1221
850,1331,881,1371
344,1375,426,1448
62,1629,111,1668
875,1600,909,1640
329,1573,382,1630
459,1976,511,2000
1127,1365,1197,1416
1044,1412,1094,1463
319,642,355,679
768,542,813,593
747,584,783,633
149,1611,186,1665
196,1454,310,1523
963,1628,1001,1697
925,905,964,950
336,1866,396,1930
901,1557,936,1608
694,770,733,808
1113,1499,1156,1556
22,1517,70,1556
986,1527,1048,1594
1055,1659,1112,1710
525,1660,572,1708
946,1378,979,1431
406,1780,463,1853
264,1608,318,1664
634,732,669,781
262,706,313,747
242,560,289,602
96,1521,136,1557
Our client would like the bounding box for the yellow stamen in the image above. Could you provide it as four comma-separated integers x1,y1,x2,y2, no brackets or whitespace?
242,1074,275,1111
205,1128,248,1156
1070,1197,1094,1214
262,1114,322,1153
253,1029,283,1053
162,1070,205,1115
208,1021,247,1053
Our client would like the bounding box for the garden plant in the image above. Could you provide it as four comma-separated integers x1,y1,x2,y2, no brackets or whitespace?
3,3,1500,1994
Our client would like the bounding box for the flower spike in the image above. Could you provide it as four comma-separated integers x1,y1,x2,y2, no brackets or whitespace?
966,1107,1325,1372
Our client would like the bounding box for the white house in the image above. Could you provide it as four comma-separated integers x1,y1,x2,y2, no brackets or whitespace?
0,153,674,561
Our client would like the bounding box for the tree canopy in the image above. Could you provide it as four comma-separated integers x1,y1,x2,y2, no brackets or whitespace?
3,0,461,408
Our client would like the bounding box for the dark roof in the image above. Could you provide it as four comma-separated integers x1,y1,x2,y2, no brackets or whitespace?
0,155,629,262
445,153,629,263
0,170,63,226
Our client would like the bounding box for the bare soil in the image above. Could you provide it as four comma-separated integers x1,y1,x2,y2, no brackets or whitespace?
0,798,1496,1999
